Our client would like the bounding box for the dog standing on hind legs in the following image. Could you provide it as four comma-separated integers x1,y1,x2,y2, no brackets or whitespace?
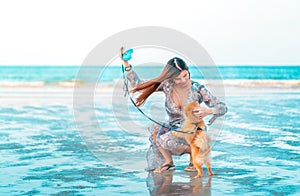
173,102,214,178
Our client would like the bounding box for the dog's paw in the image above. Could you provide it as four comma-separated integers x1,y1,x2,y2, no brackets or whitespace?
172,131,178,137
194,174,202,179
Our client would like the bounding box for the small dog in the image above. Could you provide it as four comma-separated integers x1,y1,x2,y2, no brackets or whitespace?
173,102,213,178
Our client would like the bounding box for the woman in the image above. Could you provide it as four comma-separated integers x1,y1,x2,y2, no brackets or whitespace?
121,49,227,173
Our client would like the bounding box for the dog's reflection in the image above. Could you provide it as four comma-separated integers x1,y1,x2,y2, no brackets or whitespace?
147,170,212,196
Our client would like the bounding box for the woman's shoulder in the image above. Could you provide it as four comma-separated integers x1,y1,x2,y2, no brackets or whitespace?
191,80,204,87
191,80,206,91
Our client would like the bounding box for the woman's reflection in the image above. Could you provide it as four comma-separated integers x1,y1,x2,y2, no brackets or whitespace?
147,170,212,195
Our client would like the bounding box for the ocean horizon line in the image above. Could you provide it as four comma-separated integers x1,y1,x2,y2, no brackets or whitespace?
0,64,300,67
1,66,299,86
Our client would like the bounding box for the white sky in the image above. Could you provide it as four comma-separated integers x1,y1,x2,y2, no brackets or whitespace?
0,0,299,65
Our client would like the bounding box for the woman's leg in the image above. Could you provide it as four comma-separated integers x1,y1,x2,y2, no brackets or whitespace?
154,146,174,172
151,131,174,172
158,146,173,165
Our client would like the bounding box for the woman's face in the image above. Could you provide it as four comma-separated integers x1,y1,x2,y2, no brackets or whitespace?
173,70,190,87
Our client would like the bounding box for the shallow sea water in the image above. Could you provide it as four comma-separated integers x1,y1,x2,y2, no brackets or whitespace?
0,87,300,195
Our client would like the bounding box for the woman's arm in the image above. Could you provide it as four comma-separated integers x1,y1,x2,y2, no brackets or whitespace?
120,49,142,88
125,66,142,88
120,48,164,91
195,84,227,118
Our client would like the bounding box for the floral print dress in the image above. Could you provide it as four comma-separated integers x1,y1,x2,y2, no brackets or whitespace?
126,69,227,170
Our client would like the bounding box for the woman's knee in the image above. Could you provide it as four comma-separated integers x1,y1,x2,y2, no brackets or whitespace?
183,146,191,154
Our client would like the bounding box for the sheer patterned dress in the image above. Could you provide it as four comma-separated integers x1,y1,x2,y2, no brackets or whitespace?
126,68,227,170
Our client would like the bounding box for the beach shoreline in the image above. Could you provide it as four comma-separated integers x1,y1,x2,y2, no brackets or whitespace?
1,83,299,96
1,83,299,195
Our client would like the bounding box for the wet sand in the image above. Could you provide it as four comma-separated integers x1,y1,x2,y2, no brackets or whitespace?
0,85,299,195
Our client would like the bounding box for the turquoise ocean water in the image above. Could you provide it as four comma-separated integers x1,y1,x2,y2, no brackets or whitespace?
0,65,300,195
0,65,299,86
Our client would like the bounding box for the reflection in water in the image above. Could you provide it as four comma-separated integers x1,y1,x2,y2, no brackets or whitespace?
147,171,212,196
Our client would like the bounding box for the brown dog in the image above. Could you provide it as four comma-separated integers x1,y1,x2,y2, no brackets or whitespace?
173,102,213,178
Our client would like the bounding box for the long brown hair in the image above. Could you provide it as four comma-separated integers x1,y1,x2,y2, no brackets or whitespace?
132,57,189,106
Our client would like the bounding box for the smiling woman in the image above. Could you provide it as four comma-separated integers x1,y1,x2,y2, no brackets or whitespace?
121,52,227,173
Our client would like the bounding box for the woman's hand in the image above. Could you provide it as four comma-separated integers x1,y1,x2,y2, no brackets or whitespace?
192,107,213,119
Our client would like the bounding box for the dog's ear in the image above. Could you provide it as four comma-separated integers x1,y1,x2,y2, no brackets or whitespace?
184,102,199,120
184,102,192,119
183,107,188,118
187,107,194,119
184,102,202,122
